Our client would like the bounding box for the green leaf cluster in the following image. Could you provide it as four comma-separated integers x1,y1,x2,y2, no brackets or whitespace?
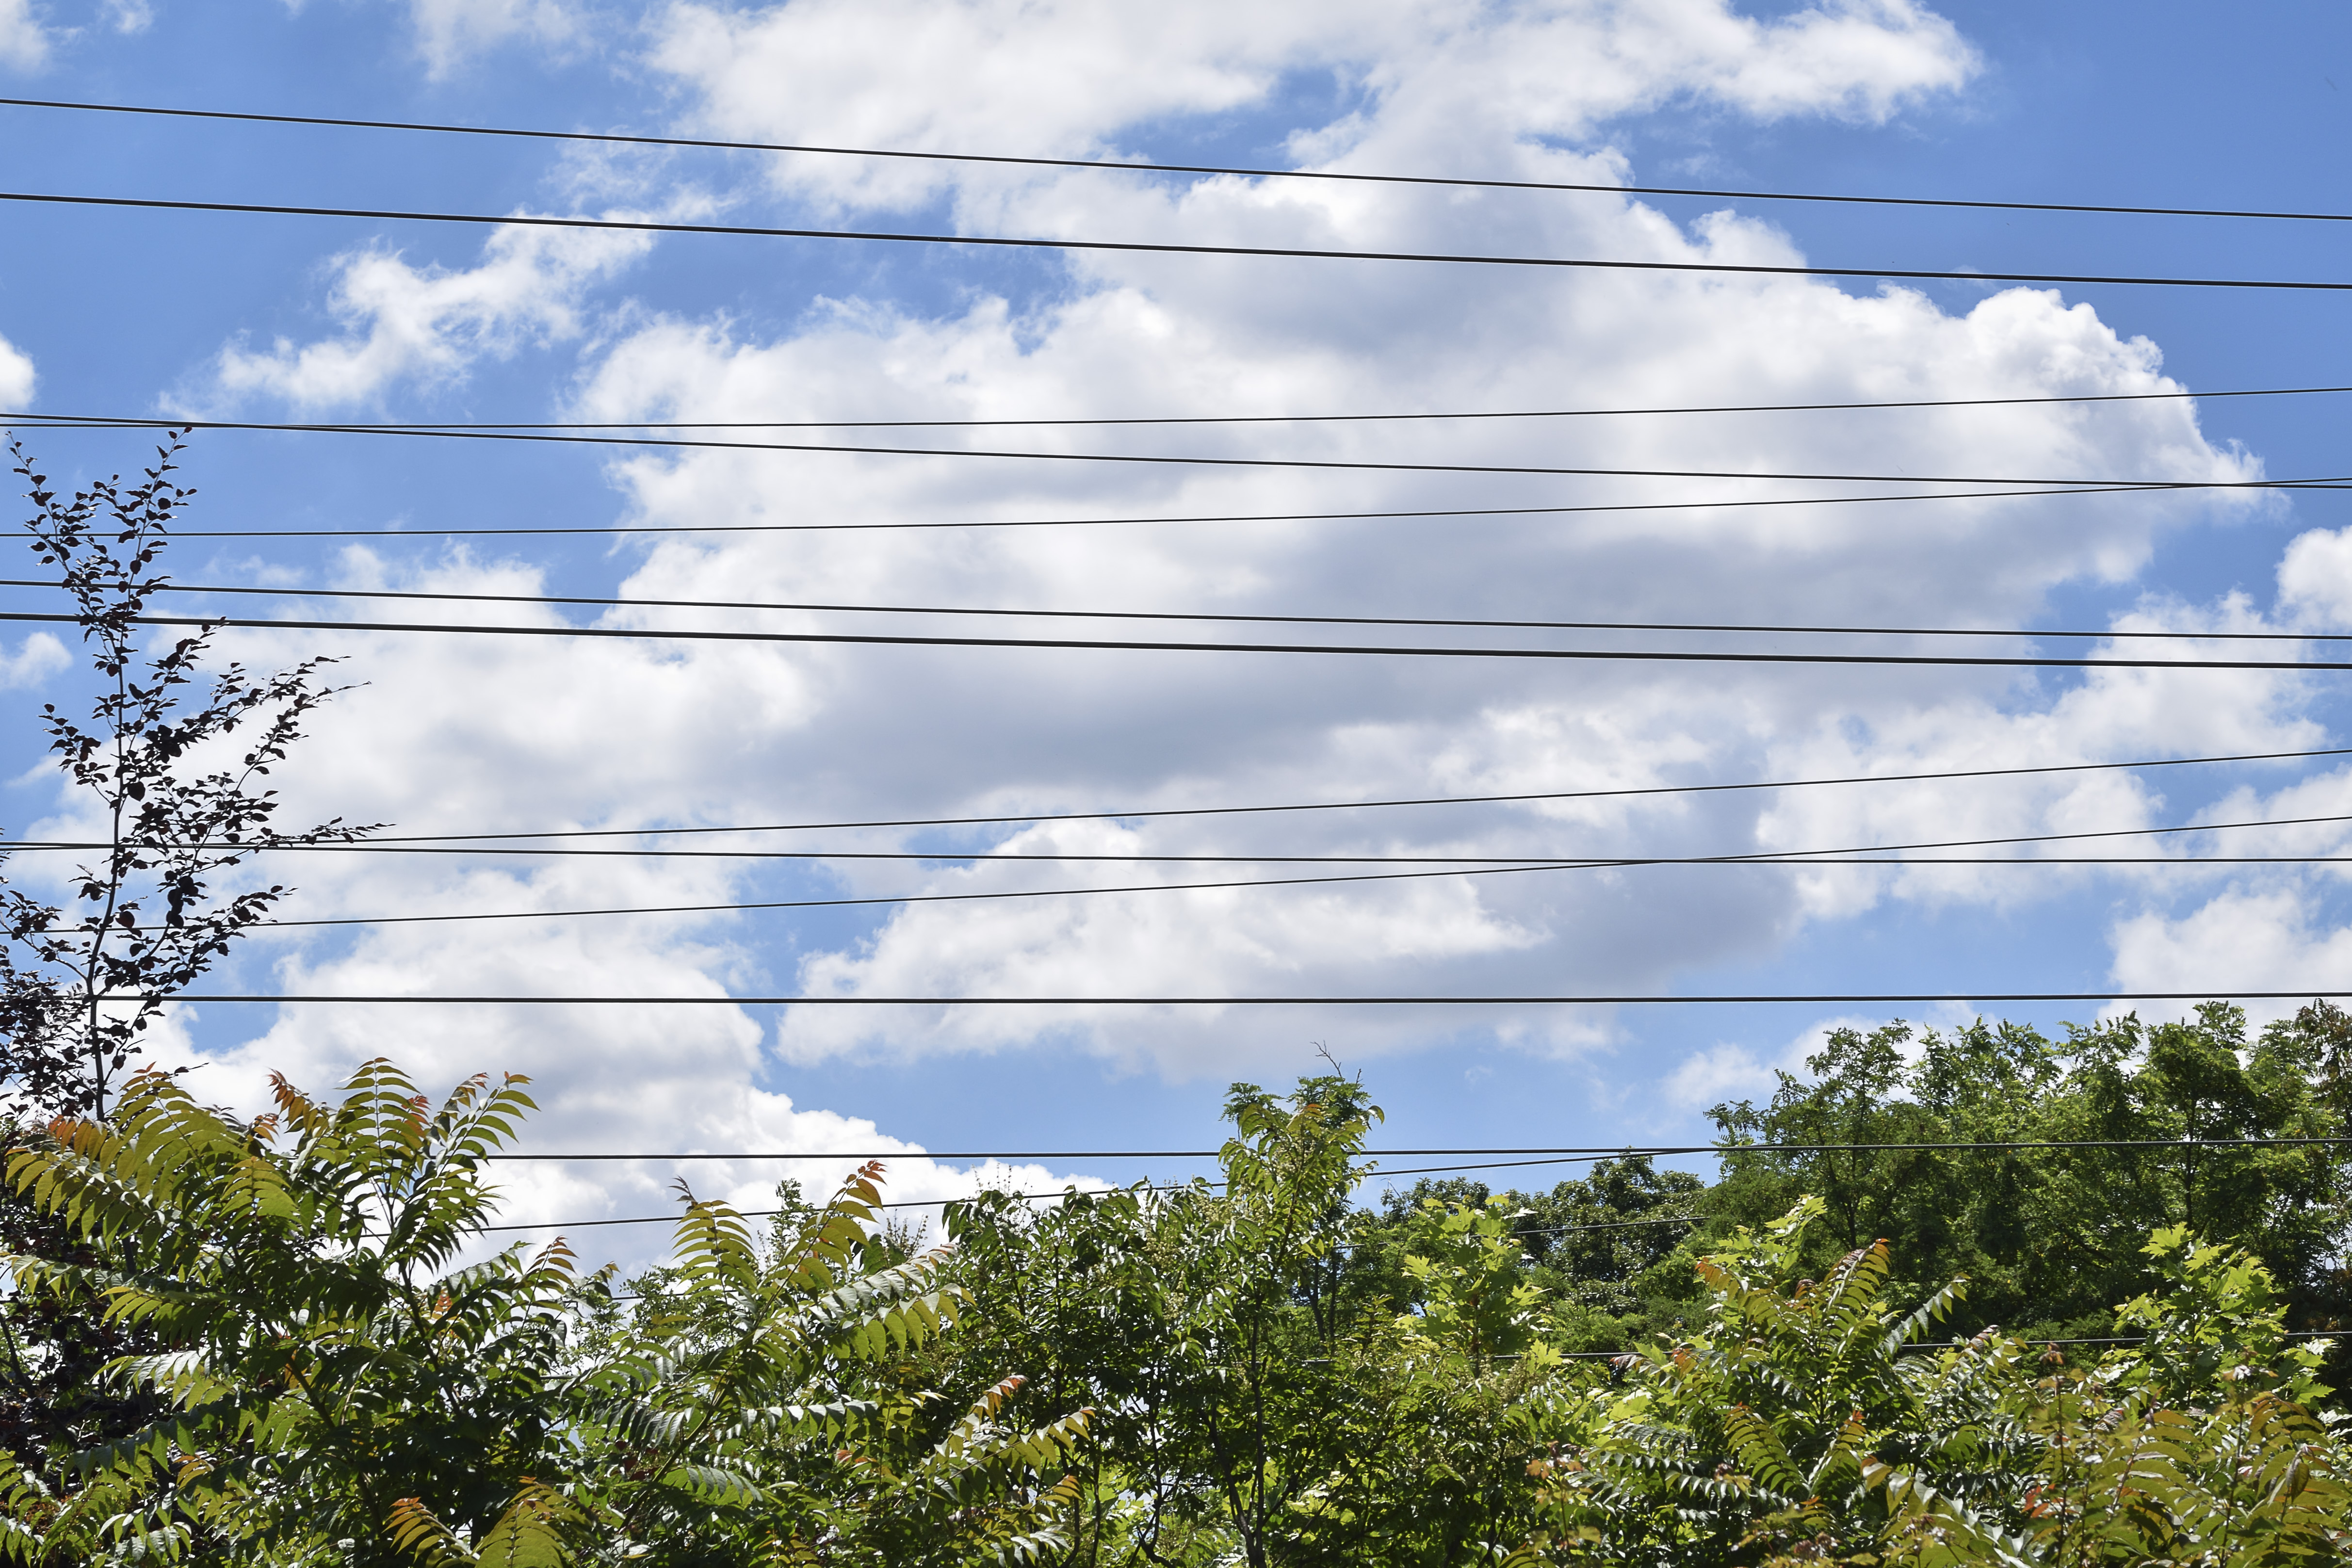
0,1063,1082,1568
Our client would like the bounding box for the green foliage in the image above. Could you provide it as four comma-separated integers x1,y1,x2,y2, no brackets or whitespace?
569,1159,1088,1566
1534,1199,2352,1567
1531,1196,1975,1565
1393,1196,1553,1368
2,1060,576,1564
7,1039,2352,1565
6,434,372,1121
0,434,375,1517
1708,1004,2352,1340
0,1062,1084,1568
1363,1158,1712,1354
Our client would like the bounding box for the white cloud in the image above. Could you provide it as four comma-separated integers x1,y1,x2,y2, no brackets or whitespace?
1664,1014,1887,1112
278,0,2216,1082
157,0,2342,1206
0,0,49,70
205,220,653,412
402,0,579,76
538,237,2258,1077
0,633,66,689
653,0,1976,210
2276,525,2352,626
101,0,150,33
0,329,33,407
2109,887,2352,1030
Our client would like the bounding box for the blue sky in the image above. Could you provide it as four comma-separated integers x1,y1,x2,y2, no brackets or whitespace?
3,0,2351,1248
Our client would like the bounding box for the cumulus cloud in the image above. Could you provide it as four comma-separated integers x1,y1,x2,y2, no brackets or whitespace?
2109,887,2352,1029
652,0,1977,210
0,0,48,70
542,244,2261,1074
165,0,2330,1206
204,221,653,412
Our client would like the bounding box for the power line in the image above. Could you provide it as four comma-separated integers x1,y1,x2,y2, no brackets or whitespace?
1518,1216,1702,1236
476,1136,2352,1232
115,854,2352,934
7,188,2352,293
207,745,2352,844
483,1153,1637,1231
11,96,2352,228
98,480,2349,541
339,1135,2352,1164
102,990,2352,1006
2,419,2331,487
21,608,2352,670
41,810,2352,934
12,381,2352,433
40,577,2352,646
16,806,2348,864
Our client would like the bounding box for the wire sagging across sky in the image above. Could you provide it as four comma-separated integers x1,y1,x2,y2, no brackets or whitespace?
14,576,2352,646
7,188,2352,292
14,609,2352,671
11,95,2352,226
4,418,2339,486
9,380,2352,431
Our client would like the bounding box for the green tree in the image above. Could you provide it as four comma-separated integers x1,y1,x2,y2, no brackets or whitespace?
1532,1196,1975,1565
5,434,369,1120
1,434,371,1503
1707,1005,2352,1341
0,1061,1084,1567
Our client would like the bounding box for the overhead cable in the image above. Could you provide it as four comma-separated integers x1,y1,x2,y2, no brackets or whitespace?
481,1135,2352,1163
34,576,2352,646
5,188,2352,292
16,609,2352,670
16,805,2349,863
483,1153,1651,1230
51,809,2352,935
478,1135,2352,1232
195,744,2352,843
9,96,2352,226
106,854,2352,934
0,418,2330,486
11,380,2352,431
89,480,2344,540
105,989,2352,1006
0,415,2342,491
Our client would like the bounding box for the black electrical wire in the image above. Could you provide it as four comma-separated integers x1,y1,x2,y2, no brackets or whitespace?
93,854,2352,936
19,608,2352,671
12,380,2352,432
412,1135,2352,1164
16,804,2348,864
1517,1216,1703,1237
18,479,2326,542
478,1137,2352,1232
10,96,2352,227
480,1153,1638,1231
5,188,2352,293
104,990,2352,1005
3,417,2330,486
50,809,2352,936
210,744,2352,845
2,415,2340,492
38,576,2352,646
